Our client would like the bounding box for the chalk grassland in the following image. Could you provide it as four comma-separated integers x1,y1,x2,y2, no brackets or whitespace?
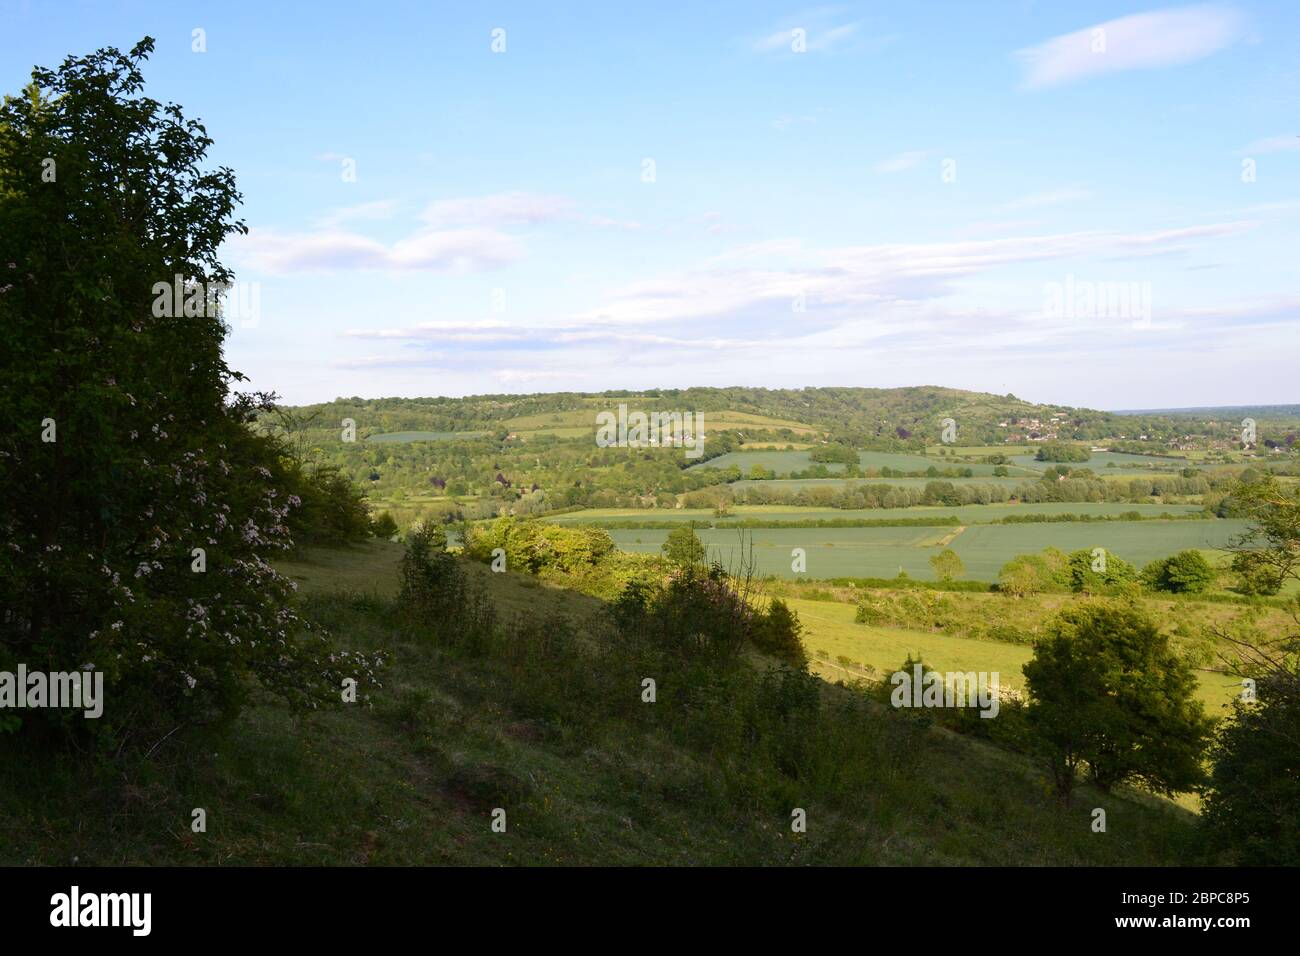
544,502,1210,525
601,520,1248,581
0,540,1194,865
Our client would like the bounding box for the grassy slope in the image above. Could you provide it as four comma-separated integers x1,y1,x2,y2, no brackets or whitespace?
787,596,1241,715
0,542,1206,866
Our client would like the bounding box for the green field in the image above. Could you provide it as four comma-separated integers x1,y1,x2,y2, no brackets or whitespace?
733,476,1046,491
1008,451,1192,471
604,519,1247,580
546,501,1209,525
788,598,1241,717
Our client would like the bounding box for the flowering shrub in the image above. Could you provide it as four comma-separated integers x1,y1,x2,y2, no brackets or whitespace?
0,39,382,741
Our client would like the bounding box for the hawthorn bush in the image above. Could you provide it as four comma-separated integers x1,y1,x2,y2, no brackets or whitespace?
0,40,381,743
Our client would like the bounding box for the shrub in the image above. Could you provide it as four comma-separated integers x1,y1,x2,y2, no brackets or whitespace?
370,511,400,540
753,599,809,669
661,523,707,567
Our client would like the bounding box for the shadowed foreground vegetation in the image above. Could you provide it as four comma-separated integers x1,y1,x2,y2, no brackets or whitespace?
0,541,1206,866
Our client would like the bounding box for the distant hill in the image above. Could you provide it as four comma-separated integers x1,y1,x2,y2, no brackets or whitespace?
288,386,1115,447
1112,405,1300,420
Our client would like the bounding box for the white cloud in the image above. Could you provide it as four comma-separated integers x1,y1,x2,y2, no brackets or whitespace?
572,220,1257,326
872,149,936,174
1241,134,1300,155
315,200,399,229
1016,5,1246,89
231,226,523,275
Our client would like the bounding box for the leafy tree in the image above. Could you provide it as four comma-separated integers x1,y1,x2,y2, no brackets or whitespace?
998,553,1057,597
1227,476,1299,595
1022,601,1212,801
929,548,964,582
1141,549,1214,594
1035,443,1090,463
1202,476,1300,861
661,523,707,567
0,39,381,741
1065,548,1137,592
1202,670,1300,864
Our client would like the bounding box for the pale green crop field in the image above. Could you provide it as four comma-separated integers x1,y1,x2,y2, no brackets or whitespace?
732,476,1039,491
604,519,1247,581
1008,451,1191,471
546,501,1208,525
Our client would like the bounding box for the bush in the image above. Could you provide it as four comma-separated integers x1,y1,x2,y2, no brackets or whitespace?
753,599,809,669
370,511,400,540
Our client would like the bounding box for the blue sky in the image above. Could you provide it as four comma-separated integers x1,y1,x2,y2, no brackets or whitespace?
3,1,1297,409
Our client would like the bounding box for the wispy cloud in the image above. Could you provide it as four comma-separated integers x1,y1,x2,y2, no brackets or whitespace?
314,199,399,229
1002,186,1095,210
231,226,523,275
753,22,860,54
1016,5,1246,89
420,192,572,228
1241,134,1300,155
872,149,936,174
420,192,640,231
750,7,870,55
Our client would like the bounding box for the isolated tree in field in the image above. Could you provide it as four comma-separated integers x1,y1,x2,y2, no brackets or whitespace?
0,39,380,741
662,524,707,566
1022,601,1212,801
929,548,964,582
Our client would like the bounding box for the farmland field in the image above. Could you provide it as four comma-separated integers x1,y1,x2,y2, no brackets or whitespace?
692,449,1036,477
1008,451,1193,471
545,501,1209,525
604,518,1247,580
788,598,1241,715
731,476,1035,491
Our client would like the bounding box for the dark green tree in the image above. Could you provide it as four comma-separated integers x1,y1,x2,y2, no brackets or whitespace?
1023,601,1213,801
